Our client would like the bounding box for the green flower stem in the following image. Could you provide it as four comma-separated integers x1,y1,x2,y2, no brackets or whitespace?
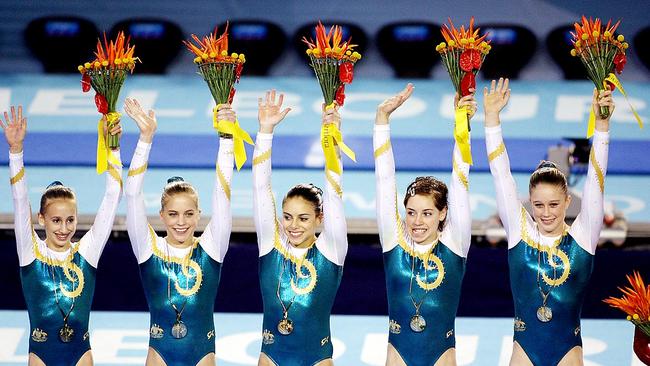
309,56,342,105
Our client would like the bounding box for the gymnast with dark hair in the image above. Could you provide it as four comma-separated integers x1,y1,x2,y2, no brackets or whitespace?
373,84,476,366
123,98,235,366
483,78,612,366
253,90,348,366
3,105,122,366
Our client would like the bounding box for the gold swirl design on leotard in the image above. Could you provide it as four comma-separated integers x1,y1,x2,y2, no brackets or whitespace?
216,163,231,200
373,139,391,159
148,225,203,297
589,148,605,193
415,251,446,290
452,157,469,190
519,207,571,287
10,167,25,185
31,229,85,298
488,142,506,162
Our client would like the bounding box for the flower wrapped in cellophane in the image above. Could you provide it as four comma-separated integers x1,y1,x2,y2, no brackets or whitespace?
302,22,359,174
435,17,490,165
569,16,643,136
183,24,252,170
603,271,650,363
78,31,137,173
302,22,361,108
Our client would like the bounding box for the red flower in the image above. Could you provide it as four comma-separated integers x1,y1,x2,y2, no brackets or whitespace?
81,73,91,93
460,72,476,96
339,62,354,84
614,52,627,74
335,84,345,106
228,88,236,104
235,63,243,82
459,49,482,72
95,93,108,114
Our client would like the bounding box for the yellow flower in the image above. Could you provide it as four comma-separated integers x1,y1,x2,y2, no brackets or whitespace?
94,61,101,68
581,33,589,40
84,62,92,69
627,315,632,321
617,34,625,42
221,50,228,56
352,51,361,59
239,53,245,60
570,49,577,56
209,51,217,58
460,38,468,45
435,44,441,51
115,59,122,65
604,31,611,38
346,50,352,56
313,48,321,56
306,49,312,55
194,56,202,63
325,47,332,55
122,58,129,64
448,40,456,47
102,61,109,67
202,53,208,60
633,314,640,320
623,42,629,49
592,31,599,38
575,40,582,48
77,65,84,72
231,52,238,59
469,37,475,43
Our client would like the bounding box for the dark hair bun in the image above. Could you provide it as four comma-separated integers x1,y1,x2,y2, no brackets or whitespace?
167,176,185,184
47,181,64,189
536,160,559,171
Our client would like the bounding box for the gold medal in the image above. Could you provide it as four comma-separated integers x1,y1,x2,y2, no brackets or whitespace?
277,318,294,335
59,323,74,343
409,314,426,332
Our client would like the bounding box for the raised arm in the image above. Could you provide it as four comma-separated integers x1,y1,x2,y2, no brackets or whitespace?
79,117,124,267
2,106,34,266
374,84,414,252
123,98,157,263
253,90,291,256
441,92,476,257
201,105,235,263
570,89,612,254
483,78,525,248
317,105,347,266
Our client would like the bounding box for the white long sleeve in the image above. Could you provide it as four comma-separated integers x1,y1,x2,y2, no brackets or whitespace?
199,138,234,262
569,130,609,255
373,124,405,253
78,150,123,267
9,151,36,266
252,132,279,257
439,143,472,257
125,140,155,263
315,131,348,266
485,125,528,249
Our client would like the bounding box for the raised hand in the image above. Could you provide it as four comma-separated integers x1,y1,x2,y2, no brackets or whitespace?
124,98,157,143
483,78,511,127
258,89,291,134
0,106,27,154
593,88,614,132
322,103,341,127
216,103,236,123
454,89,478,118
376,83,414,125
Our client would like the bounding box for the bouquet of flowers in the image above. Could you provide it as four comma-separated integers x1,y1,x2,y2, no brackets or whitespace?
604,271,650,363
78,32,137,173
435,17,490,165
569,17,643,136
302,22,361,108
184,24,252,170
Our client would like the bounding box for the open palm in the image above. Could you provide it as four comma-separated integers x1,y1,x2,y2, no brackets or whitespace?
258,90,291,133
124,98,157,139
0,106,27,153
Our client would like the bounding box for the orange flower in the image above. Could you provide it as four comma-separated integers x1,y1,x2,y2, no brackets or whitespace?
440,17,489,52
93,32,137,70
571,16,622,49
302,21,360,61
184,23,245,65
604,271,650,321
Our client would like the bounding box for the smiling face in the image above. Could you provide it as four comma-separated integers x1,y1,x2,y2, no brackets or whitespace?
160,193,200,247
529,183,571,236
405,194,447,244
281,196,322,248
38,198,77,251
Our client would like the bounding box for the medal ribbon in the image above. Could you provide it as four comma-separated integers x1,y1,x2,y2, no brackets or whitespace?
587,73,644,137
96,112,122,174
321,122,356,174
213,105,253,171
454,106,473,165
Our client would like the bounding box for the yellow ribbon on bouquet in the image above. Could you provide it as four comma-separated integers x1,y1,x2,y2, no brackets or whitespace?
586,73,644,138
96,112,122,174
454,106,473,165
321,122,356,175
213,105,253,170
